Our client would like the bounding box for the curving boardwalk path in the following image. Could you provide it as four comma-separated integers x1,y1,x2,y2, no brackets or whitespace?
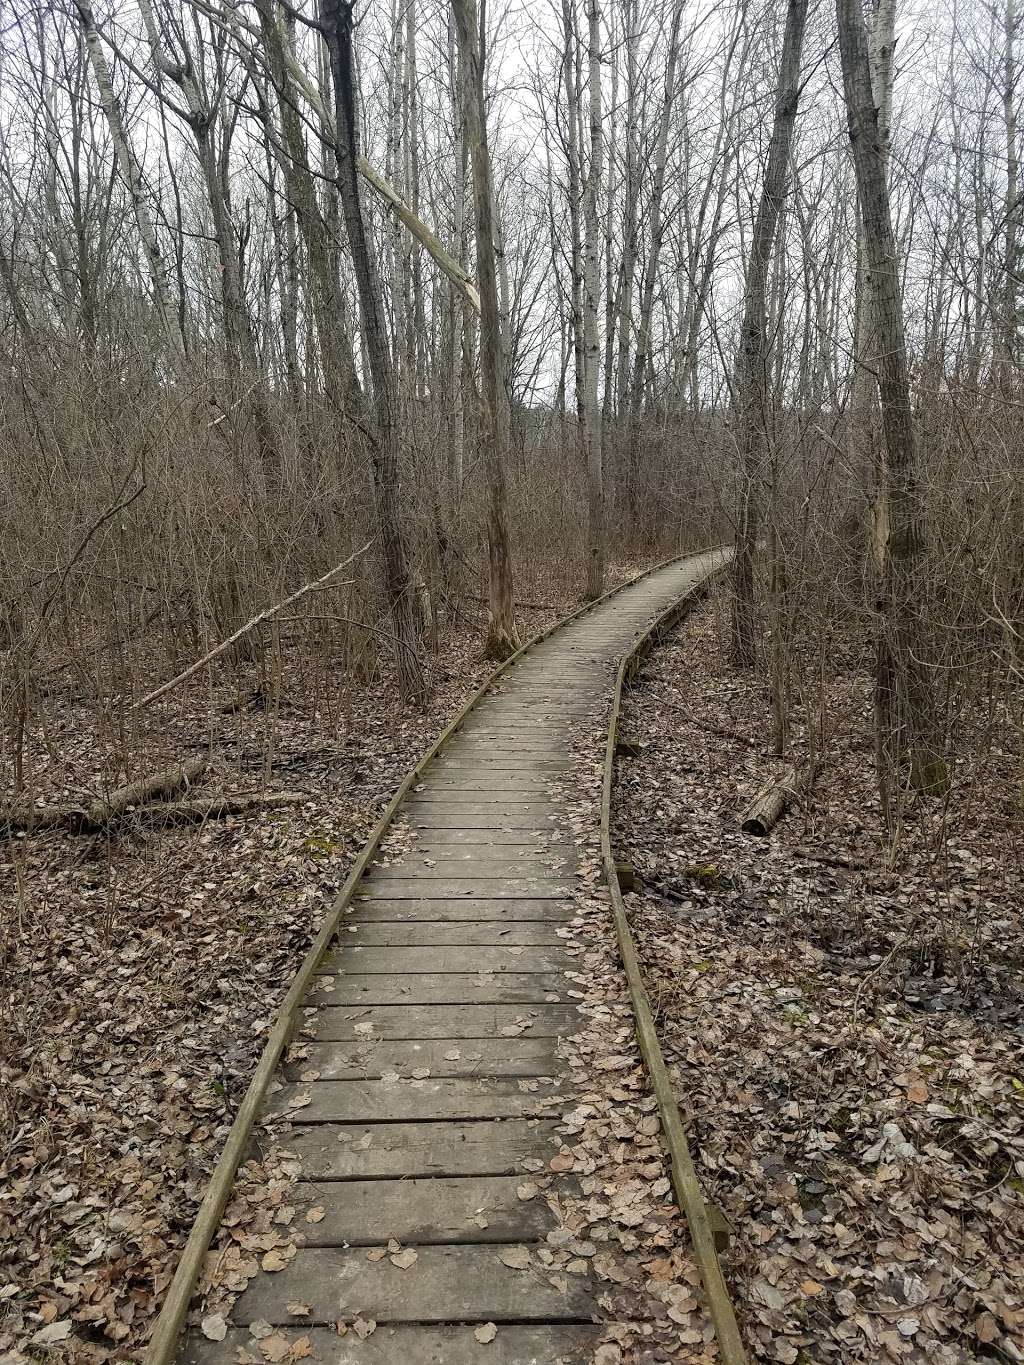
184,549,723,1365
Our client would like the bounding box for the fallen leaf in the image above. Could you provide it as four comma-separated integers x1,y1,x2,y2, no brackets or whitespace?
474,1323,498,1343
353,1318,376,1339
31,1321,73,1346
498,1245,531,1270
390,1247,418,1269
259,1335,290,1363
201,1314,228,1341
305,1206,326,1224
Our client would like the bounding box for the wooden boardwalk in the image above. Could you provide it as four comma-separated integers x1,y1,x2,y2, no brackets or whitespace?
183,551,722,1365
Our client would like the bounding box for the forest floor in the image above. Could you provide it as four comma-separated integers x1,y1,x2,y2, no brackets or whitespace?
0,564,646,1363
614,590,1024,1365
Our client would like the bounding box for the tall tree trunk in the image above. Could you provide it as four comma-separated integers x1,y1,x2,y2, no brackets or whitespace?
253,0,361,411
628,0,685,481
731,0,808,666
836,0,947,795
74,0,186,372
452,0,519,658
561,0,586,431
322,0,427,704
583,0,605,598
848,0,896,572
999,0,1020,390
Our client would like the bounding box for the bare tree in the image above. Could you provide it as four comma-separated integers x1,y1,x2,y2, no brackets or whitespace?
730,0,808,666
322,0,427,702
582,0,606,598
836,0,947,796
452,0,519,658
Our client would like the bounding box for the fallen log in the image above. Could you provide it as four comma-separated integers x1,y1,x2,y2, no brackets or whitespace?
738,764,801,836
3,755,209,833
1,802,88,833
86,755,209,826
129,790,308,827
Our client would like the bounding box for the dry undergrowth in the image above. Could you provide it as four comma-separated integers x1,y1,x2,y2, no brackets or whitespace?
614,592,1024,1364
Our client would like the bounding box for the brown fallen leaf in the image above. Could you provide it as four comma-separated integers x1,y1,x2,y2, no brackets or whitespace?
366,1247,387,1262
353,1318,376,1339
497,1245,531,1270
289,1337,313,1360
390,1247,418,1269
305,1206,326,1224
259,1335,291,1363
261,1249,287,1272
286,1302,311,1317
474,1323,498,1344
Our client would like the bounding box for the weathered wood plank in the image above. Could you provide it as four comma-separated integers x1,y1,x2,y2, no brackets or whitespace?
409,813,565,824
404,797,565,808
287,1036,557,1080
320,945,573,975
366,860,573,879
285,1175,561,1244
355,879,575,899
306,972,570,1005
184,1324,601,1364
286,1119,562,1179
339,921,567,947
345,898,573,921
228,1243,594,1324
272,1077,565,1122
309,1003,579,1040
396,840,578,857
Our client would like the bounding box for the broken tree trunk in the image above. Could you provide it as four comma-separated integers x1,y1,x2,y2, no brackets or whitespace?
738,764,800,835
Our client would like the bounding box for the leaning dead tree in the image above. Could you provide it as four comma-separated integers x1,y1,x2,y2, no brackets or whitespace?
322,0,427,703
452,0,520,658
730,0,808,667
836,0,948,797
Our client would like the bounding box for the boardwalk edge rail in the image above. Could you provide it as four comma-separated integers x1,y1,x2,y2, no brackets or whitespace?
600,552,749,1365
145,545,722,1365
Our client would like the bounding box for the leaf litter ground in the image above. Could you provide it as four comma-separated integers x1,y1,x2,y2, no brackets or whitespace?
613,590,1024,1364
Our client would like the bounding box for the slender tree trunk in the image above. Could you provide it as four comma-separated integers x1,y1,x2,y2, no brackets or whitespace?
731,0,808,666
449,15,467,495
836,0,947,795
452,0,519,658
254,0,361,411
561,0,586,430
1000,0,1020,390
628,0,685,480
74,0,186,371
322,0,427,704
848,0,896,571
583,0,605,598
